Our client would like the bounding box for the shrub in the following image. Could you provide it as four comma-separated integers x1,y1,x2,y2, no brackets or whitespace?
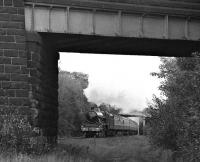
0,108,50,155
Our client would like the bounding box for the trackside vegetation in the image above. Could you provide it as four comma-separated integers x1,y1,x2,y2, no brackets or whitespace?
146,53,200,161
0,107,92,161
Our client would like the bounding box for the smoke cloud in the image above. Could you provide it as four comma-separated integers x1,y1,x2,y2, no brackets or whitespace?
59,52,161,113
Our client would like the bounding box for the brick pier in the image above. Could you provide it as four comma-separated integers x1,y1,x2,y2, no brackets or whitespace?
0,0,59,142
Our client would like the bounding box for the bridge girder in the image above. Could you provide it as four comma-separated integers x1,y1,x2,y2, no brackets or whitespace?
25,0,200,42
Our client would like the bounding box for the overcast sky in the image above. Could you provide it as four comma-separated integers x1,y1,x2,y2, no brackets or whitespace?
59,52,162,113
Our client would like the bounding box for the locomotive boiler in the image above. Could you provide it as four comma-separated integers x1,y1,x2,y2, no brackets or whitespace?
81,107,138,137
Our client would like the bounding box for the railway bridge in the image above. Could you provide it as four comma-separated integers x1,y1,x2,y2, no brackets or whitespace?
0,0,200,142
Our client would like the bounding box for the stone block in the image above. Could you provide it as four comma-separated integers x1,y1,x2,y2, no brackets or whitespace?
0,97,8,105
16,89,28,97
0,29,6,35
15,35,25,43
11,74,28,82
0,73,10,81
7,89,15,97
10,14,25,22
18,50,26,58
4,49,18,57
6,29,25,36
0,7,18,14
17,8,24,15
9,97,29,106
0,13,10,21
0,56,11,64
13,0,24,7
21,66,29,74
5,65,21,73
0,50,3,56
2,81,28,89
0,64,4,72
0,35,15,42
15,43,26,50
0,89,5,96
0,21,24,29
12,57,27,65
4,0,13,6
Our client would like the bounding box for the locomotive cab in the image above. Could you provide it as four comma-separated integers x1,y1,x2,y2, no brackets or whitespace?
81,107,105,137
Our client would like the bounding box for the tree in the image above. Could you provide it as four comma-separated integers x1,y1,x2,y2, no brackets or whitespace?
58,71,90,136
147,53,200,160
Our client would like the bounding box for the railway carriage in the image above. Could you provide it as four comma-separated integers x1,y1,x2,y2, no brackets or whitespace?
81,107,138,137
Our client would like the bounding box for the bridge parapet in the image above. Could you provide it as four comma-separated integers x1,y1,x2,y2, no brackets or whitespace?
25,0,200,17
24,0,200,41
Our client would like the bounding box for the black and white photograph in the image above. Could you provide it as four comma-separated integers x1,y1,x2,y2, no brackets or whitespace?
0,0,200,161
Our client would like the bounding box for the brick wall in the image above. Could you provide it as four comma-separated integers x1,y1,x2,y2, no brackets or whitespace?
0,0,59,142
26,32,59,142
0,0,30,111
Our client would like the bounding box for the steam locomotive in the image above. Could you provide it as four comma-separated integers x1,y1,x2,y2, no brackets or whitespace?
81,107,138,137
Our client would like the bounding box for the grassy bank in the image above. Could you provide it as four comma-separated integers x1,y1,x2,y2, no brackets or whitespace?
0,136,173,162
59,135,173,162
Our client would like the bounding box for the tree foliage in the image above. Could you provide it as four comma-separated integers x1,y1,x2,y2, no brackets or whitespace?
147,53,200,160
58,71,90,136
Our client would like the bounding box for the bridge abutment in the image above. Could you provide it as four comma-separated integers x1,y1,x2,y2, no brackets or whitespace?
26,32,59,142
0,0,59,142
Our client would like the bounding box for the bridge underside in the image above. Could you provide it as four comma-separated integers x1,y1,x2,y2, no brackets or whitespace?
41,33,200,56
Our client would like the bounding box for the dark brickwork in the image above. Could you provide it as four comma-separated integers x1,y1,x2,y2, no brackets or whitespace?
26,32,59,142
0,0,29,110
0,0,58,142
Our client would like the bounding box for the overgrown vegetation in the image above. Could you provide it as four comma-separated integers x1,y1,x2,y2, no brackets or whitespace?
58,71,90,136
0,107,92,161
147,53,200,161
0,108,50,155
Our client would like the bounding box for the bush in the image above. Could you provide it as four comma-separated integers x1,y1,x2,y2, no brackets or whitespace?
147,98,178,150
0,108,50,155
